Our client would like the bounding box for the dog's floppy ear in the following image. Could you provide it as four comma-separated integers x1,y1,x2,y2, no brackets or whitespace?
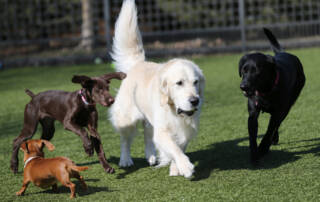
198,73,205,99
72,75,96,88
238,55,248,77
266,55,275,66
20,142,29,153
101,72,126,82
38,140,55,151
159,73,169,106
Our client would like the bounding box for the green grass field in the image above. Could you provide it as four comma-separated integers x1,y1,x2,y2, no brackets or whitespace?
1,47,320,201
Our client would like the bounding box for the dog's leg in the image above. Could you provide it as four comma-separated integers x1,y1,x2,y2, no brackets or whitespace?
272,130,279,145
65,182,76,199
52,183,58,193
143,121,156,166
11,105,39,173
63,120,93,157
16,180,30,196
87,113,114,173
247,100,261,163
72,172,87,190
56,172,76,198
154,129,194,178
169,160,179,176
118,126,137,167
90,136,115,173
258,115,280,157
39,118,55,140
258,109,290,157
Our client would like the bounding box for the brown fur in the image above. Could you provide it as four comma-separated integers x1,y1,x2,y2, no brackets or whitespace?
16,139,88,199
11,72,126,174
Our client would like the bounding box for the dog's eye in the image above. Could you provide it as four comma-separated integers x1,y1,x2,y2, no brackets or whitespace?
193,80,198,85
176,81,183,86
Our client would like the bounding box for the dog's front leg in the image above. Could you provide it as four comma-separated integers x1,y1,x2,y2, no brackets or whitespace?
16,180,30,196
87,111,100,140
90,136,115,173
63,119,93,156
258,111,286,157
248,99,260,163
154,129,194,178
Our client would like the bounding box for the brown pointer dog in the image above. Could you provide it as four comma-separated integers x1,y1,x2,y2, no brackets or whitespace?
11,72,126,174
16,139,88,199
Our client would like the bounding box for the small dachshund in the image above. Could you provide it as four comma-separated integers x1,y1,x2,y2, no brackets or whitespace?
16,139,88,199
11,72,126,174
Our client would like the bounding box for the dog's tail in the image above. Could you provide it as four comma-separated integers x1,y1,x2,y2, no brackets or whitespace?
70,165,89,172
25,89,35,98
263,27,283,54
110,0,145,74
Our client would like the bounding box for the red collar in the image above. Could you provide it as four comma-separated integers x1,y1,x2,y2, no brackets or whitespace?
256,71,279,97
78,89,95,106
255,71,279,107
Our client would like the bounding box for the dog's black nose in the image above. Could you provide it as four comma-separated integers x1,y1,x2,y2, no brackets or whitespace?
189,96,199,106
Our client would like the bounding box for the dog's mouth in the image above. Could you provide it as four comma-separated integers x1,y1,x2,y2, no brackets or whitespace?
177,108,197,116
242,90,254,97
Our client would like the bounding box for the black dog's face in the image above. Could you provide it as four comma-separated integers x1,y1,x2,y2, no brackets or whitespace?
239,53,276,97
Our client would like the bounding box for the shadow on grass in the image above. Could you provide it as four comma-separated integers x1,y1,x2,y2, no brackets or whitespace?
77,156,150,179
107,156,150,179
34,179,113,197
189,136,320,181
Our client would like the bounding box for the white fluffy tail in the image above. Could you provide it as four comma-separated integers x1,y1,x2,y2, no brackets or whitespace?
111,0,145,73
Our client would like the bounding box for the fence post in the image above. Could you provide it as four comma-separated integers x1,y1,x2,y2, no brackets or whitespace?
238,0,246,52
103,0,112,53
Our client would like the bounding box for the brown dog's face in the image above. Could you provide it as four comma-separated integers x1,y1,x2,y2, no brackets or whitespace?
20,139,55,162
72,72,126,107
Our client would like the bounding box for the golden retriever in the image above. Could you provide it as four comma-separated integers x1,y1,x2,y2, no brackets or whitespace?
109,0,205,178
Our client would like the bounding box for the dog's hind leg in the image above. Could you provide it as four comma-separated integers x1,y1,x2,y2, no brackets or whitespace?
56,171,76,198
40,118,55,140
143,121,156,166
71,171,87,190
11,103,39,173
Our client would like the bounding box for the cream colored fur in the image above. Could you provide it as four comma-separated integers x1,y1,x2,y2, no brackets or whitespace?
109,0,205,178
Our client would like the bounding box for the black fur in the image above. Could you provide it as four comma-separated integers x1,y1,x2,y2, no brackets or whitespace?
239,28,305,163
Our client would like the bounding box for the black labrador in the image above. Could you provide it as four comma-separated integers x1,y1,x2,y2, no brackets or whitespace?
239,28,305,163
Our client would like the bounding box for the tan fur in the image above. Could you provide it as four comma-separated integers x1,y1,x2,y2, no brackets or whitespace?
16,139,88,199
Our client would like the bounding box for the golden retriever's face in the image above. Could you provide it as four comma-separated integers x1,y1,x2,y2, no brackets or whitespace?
160,59,205,116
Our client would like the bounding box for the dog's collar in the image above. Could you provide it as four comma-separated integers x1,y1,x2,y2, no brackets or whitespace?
24,156,40,168
255,71,279,107
256,71,280,97
78,89,95,106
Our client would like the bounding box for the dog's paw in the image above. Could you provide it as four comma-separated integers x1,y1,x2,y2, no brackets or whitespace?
147,155,157,166
16,191,23,196
105,167,115,174
119,157,134,167
258,145,270,157
176,156,194,178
